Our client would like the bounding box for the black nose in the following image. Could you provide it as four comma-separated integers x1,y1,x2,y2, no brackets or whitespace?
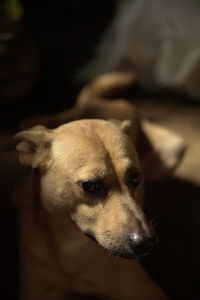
128,232,157,256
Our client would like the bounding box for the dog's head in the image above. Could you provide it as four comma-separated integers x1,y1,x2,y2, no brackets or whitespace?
9,118,185,259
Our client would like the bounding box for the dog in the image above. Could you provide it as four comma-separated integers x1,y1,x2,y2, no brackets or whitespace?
9,73,185,299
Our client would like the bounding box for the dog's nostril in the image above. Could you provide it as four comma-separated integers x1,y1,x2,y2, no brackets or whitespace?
129,233,157,256
135,236,155,254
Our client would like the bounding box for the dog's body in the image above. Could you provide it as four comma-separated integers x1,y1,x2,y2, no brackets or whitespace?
13,119,167,300
11,73,186,299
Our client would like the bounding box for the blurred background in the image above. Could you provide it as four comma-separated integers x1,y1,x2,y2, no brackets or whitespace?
0,0,200,299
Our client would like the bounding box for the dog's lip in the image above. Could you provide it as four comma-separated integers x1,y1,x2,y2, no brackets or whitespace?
84,231,98,243
101,244,152,259
111,251,137,259
110,249,150,259
83,233,137,258
83,233,153,258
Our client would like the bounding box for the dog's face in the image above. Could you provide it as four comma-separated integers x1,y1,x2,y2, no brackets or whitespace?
11,119,156,259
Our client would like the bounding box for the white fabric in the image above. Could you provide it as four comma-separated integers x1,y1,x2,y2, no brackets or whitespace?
80,0,200,100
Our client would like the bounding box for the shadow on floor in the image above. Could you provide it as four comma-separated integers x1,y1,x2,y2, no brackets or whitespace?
143,176,200,300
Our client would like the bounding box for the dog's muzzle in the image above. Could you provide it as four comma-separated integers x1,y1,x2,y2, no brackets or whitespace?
84,230,157,259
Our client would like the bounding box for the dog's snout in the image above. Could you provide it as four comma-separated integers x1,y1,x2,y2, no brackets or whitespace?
128,232,157,256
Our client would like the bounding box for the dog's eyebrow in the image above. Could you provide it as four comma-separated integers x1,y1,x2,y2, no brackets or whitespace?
119,160,135,174
74,166,108,182
76,174,106,183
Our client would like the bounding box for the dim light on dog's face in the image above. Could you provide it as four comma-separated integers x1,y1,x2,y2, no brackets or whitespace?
39,120,155,258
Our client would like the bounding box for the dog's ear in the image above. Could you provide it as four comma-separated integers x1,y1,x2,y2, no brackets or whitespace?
138,120,186,180
110,119,131,132
109,118,185,180
109,119,140,144
5,125,53,168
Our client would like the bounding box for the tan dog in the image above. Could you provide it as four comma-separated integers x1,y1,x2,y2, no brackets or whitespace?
10,73,185,299
10,119,168,300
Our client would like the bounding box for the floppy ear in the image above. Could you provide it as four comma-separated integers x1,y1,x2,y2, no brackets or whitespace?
138,120,186,180
6,125,53,168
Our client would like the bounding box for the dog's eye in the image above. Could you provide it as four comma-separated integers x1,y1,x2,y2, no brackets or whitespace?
81,180,103,194
128,167,141,188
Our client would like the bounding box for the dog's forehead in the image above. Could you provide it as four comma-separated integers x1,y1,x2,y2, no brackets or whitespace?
52,120,139,177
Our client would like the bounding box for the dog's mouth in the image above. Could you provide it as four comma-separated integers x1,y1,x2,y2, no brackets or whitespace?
84,231,98,243
84,231,153,259
110,248,150,259
109,236,156,259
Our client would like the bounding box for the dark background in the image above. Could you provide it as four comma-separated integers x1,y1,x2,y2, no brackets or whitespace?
0,0,115,129
0,1,200,299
